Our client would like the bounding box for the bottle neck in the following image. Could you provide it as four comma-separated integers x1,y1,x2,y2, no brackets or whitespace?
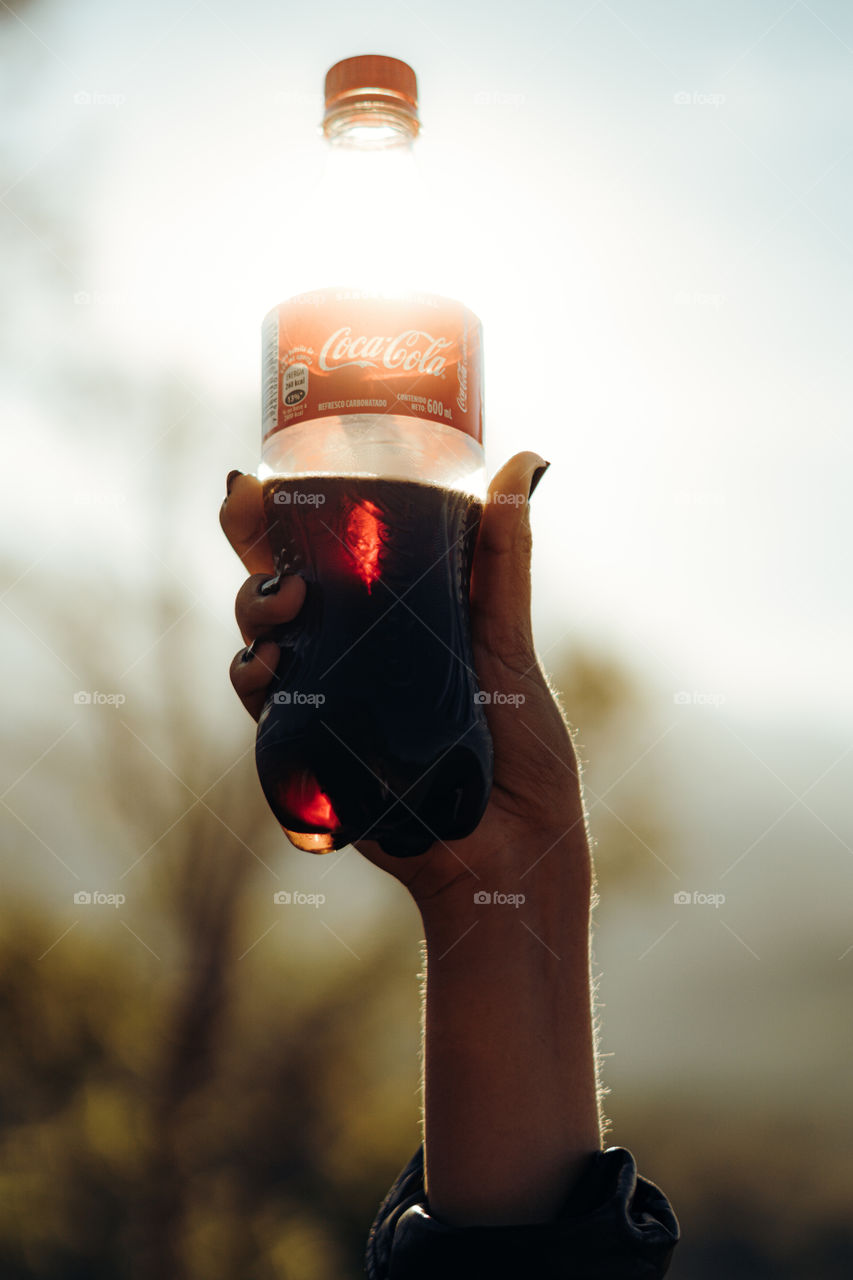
312,117,427,297
273,104,469,307
322,101,419,148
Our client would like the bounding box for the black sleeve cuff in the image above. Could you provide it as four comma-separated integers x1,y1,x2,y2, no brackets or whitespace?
365,1145,679,1279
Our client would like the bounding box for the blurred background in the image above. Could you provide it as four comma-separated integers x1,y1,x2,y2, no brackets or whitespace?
2,0,852,1276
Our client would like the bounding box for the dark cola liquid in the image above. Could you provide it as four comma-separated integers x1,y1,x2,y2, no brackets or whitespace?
255,475,493,857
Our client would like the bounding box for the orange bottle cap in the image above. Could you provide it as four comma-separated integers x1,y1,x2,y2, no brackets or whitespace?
323,54,419,129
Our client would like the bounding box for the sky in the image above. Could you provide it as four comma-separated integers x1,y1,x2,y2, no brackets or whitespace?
2,0,851,732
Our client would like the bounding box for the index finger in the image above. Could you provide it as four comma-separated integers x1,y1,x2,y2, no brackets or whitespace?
219,471,275,576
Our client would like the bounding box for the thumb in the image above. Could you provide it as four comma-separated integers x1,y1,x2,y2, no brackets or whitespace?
219,471,275,576
469,451,549,673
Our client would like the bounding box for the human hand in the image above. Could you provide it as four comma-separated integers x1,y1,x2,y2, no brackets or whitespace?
220,454,591,911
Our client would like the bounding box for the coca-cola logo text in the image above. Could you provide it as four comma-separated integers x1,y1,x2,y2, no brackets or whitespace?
319,327,451,376
456,322,469,414
456,352,468,414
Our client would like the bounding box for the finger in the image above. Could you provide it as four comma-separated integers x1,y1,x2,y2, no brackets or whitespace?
235,572,308,646
469,451,548,674
219,472,275,576
229,640,282,722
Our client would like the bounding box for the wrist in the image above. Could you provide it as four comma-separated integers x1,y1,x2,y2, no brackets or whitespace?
416,831,592,943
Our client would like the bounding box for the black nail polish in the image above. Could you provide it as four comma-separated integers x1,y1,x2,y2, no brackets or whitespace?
528,461,551,499
225,470,243,498
240,641,258,664
259,574,282,597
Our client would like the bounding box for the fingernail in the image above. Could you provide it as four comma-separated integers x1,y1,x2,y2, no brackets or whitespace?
259,574,281,597
528,461,551,499
225,470,243,499
240,641,258,664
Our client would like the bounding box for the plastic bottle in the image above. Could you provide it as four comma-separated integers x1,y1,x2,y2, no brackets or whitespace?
255,55,493,857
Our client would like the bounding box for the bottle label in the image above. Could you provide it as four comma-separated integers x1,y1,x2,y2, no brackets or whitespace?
262,288,483,444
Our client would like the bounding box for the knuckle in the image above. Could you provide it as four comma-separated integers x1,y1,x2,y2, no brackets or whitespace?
234,575,268,627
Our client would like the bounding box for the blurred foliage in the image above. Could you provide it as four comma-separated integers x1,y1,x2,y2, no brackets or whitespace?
0,901,422,1280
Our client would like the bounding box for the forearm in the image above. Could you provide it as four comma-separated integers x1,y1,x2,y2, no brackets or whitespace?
418,840,602,1227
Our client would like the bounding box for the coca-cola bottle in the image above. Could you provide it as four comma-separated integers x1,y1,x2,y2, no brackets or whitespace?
255,54,493,858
